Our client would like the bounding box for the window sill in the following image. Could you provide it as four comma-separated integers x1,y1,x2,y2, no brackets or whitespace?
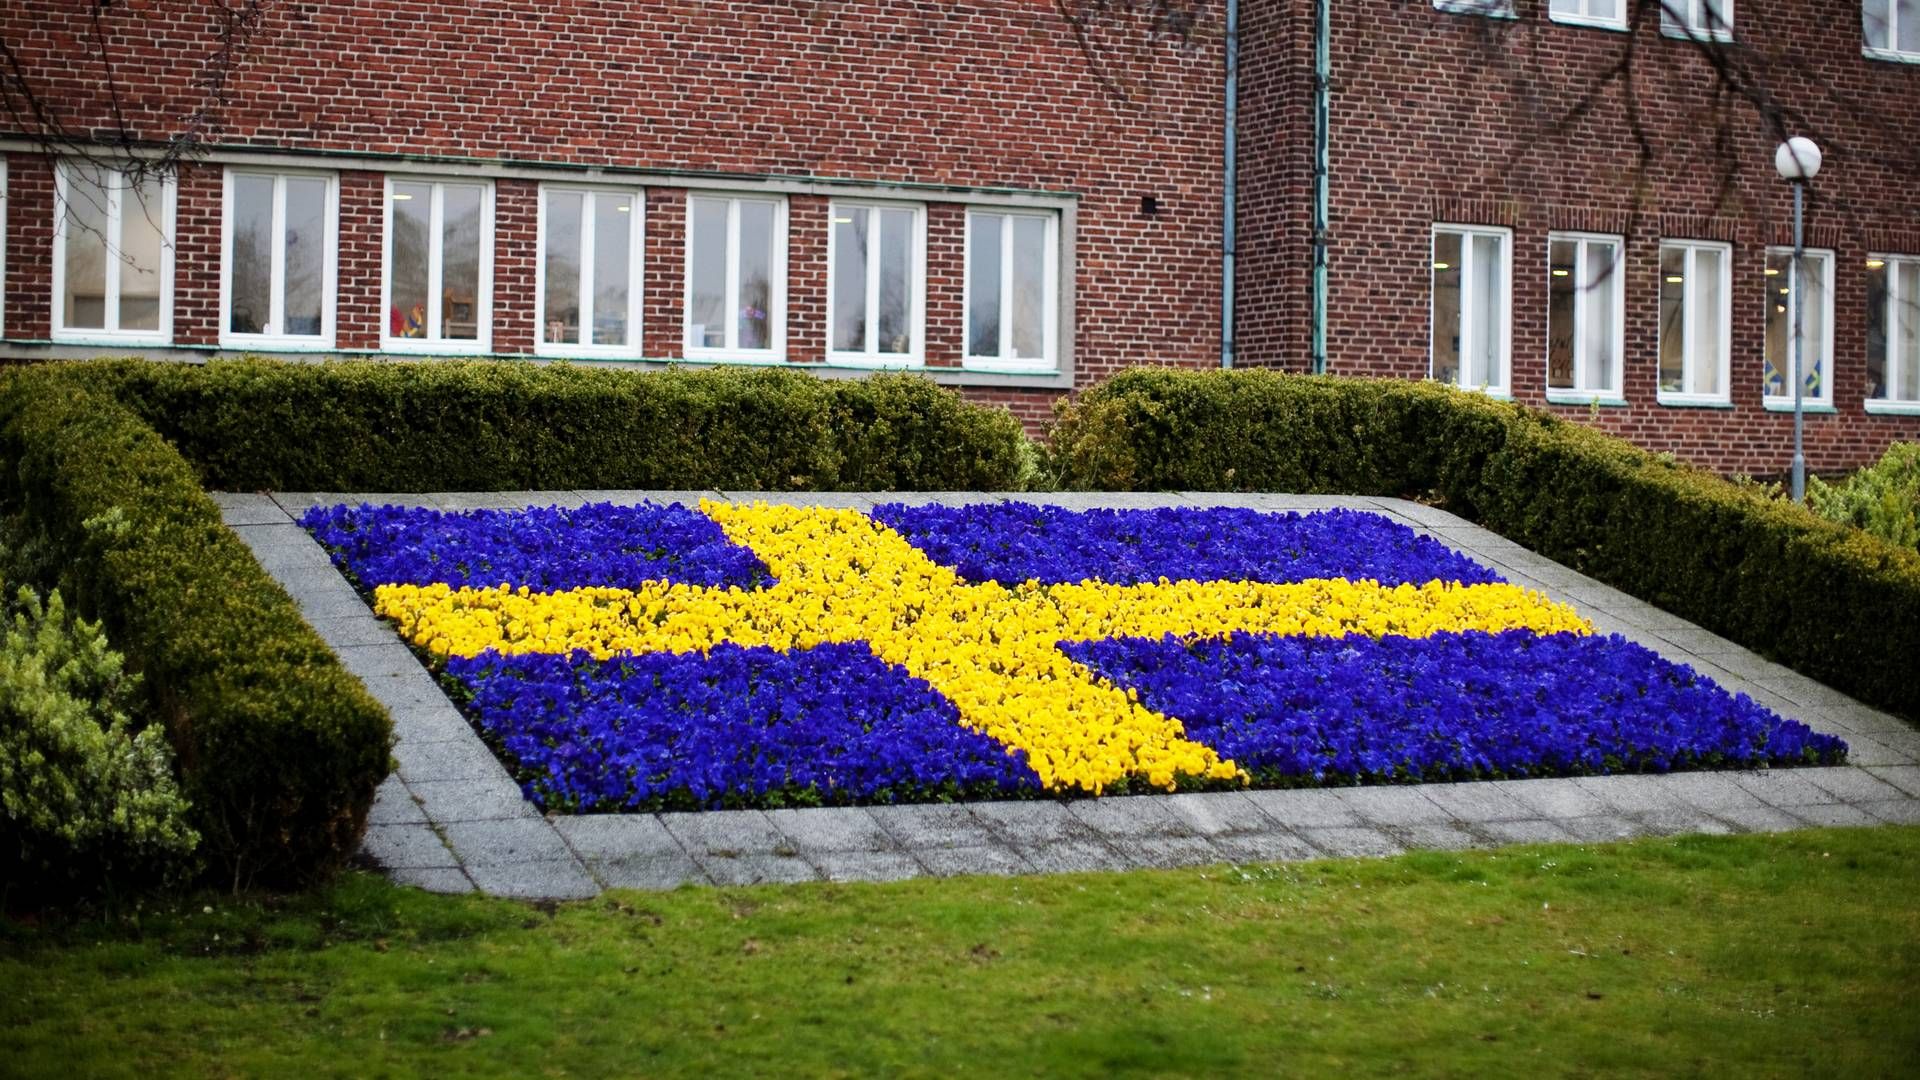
961,358,1061,376
824,352,925,370
1545,390,1628,407
51,330,174,348
1659,26,1734,44
680,348,787,366
1547,14,1628,32
532,344,646,361
1864,399,1920,416
221,335,338,352
1432,2,1517,18
1863,46,1920,65
382,337,492,356
1656,395,1734,409
1761,399,1836,414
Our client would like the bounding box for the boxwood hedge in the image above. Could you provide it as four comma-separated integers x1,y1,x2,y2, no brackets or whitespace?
1050,367,1920,723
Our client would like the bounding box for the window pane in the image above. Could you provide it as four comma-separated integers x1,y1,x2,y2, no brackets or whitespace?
1692,247,1724,396
1868,262,1889,399
832,206,868,353
119,177,167,332
283,177,326,337
1588,0,1618,20
1432,232,1462,386
877,208,913,355
1547,239,1576,390
1902,0,1920,52
968,214,1003,358
737,200,774,351
390,182,431,338
1900,263,1920,401
441,185,482,341
1763,252,1790,395
1866,0,1891,49
229,175,273,335
62,165,109,329
543,190,583,345
1584,241,1618,392
1705,0,1729,31
687,199,727,350
1010,216,1048,360
1468,233,1502,388
1658,247,1686,394
1550,0,1577,13
1805,255,1828,398
592,193,632,347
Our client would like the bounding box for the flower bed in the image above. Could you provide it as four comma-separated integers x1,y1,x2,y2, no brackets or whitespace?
304,501,1845,812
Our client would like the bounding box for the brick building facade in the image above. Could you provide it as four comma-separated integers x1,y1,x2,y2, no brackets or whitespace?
1,1,1916,473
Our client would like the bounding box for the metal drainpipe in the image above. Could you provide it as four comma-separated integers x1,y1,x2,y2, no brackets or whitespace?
1222,0,1239,369
1311,0,1330,375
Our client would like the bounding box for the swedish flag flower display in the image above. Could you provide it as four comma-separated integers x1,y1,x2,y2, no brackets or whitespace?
301,501,1846,812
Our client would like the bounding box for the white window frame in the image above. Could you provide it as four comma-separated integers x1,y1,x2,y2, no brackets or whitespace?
826,200,927,369
1432,0,1516,16
1660,0,1733,40
1865,1,1920,62
1429,224,1513,397
50,161,177,346
380,176,494,355
1548,0,1629,30
219,168,339,350
962,208,1061,373
1656,240,1734,407
682,193,788,363
534,183,645,360
1867,253,1920,411
1545,231,1628,403
1763,246,1836,408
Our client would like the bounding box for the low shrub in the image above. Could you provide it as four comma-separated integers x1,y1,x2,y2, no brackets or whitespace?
1,578,198,903
0,371,391,889
1808,442,1920,550
1051,367,1920,723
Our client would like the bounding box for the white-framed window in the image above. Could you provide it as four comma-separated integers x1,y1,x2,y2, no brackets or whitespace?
1549,0,1627,30
1656,241,1733,405
828,201,926,367
52,161,176,345
221,169,338,349
1430,225,1512,396
1763,247,1835,406
1546,232,1626,401
1661,0,1733,39
536,185,643,358
1867,255,1920,406
1865,0,1920,61
381,177,493,353
1433,0,1515,15
964,209,1060,371
0,158,8,340
684,194,786,361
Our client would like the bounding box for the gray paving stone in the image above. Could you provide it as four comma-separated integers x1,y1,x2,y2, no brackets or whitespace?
1336,786,1454,826
1298,826,1404,859
914,844,1033,878
393,737,512,784
718,491,877,510
1395,822,1485,851
661,809,788,857
592,853,709,891
1754,677,1861,709
1865,765,1920,797
217,497,294,527
876,492,1010,508
1555,816,1641,843
431,491,586,510
308,616,400,648
1416,782,1535,823
1648,627,1742,655
969,800,1097,846
391,704,480,745
1835,734,1910,767
1159,791,1276,837
1860,799,1920,825
408,779,539,822
272,492,364,514
1726,770,1834,808
1628,807,1733,837
697,852,820,886
464,859,600,900
1712,804,1809,834
442,818,574,865
1010,838,1131,874
335,642,425,681
765,807,896,854
367,777,425,826
1242,788,1364,829
232,521,321,548
1008,492,1192,510
250,543,338,574
289,588,378,621
1804,703,1912,737
361,824,459,869
1210,830,1321,864
1800,768,1908,804
813,850,926,883
1791,803,1881,828
1657,771,1764,812
1123,835,1227,870
1487,778,1612,819
553,815,687,861
574,489,725,508
1367,498,1473,528
388,867,475,894
1574,775,1691,815
1065,796,1198,839
867,803,993,850
1476,818,1578,845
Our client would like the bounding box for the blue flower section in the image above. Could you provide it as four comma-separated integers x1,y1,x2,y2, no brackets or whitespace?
445,642,1042,811
1064,630,1847,783
299,501,769,590
870,504,1501,587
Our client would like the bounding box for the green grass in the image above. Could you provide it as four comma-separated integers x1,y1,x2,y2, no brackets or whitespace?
5,828,1918,1078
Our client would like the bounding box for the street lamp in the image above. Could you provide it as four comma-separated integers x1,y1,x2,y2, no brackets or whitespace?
1774,136,1822,503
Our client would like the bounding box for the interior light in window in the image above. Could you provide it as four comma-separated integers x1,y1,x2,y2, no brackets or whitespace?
1867,259,1886,269
616,204,631,213
1551,269,1571,277
1779,286,1790,295
1764,267,1780,276
1665,275,1685,284
833,217,854,224
1432,261,1450,270
1776,304,1787,313
391,192,413,200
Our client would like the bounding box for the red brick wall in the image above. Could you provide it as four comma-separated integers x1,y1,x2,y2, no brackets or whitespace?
1236,0,1920,474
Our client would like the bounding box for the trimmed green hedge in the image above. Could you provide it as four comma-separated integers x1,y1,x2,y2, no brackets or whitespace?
0,371,391,889
68,359,1030,493
1051,368,1920,723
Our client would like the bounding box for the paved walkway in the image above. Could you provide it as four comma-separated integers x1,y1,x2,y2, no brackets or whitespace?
217,490,1920,900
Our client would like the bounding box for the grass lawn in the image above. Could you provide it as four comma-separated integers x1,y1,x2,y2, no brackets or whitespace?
5,827,1918,1078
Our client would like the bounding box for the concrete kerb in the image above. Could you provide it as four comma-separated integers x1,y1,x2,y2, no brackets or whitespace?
218,490,1920,901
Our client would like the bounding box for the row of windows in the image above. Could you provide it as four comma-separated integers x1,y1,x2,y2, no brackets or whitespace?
39,164,1064,372
1430,226,1920,411
1439,0,1920,64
